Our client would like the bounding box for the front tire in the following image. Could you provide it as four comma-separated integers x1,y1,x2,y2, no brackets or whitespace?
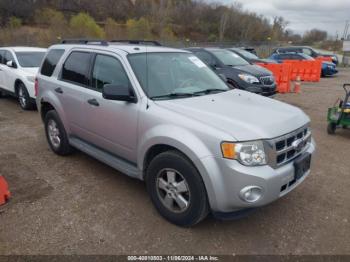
327,122,336,135
44,110,72,156
146,151,209,227
17,83,34,110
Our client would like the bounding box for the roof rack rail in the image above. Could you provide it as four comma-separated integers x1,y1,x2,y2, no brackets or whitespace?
61,39,109,46
110,40,162,46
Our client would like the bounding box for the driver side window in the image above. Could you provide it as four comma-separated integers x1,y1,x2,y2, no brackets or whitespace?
195,51,215,66
302,48,312,56
4,51,15,64
91,54,130,92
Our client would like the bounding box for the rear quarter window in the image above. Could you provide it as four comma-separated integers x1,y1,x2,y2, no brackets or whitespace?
41,49,65,77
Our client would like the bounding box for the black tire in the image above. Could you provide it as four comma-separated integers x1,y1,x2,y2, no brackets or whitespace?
327,123,336,135
0,90,3,98
17,82,34,110
146,150,209,227
44,110,72,156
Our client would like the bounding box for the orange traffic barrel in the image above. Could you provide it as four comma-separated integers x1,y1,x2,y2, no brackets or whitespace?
0,176,10,206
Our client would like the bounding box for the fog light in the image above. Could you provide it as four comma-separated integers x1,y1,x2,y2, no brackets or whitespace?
240,186,263,203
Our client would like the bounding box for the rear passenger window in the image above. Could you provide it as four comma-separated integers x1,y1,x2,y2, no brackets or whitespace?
41,49,64,76
91,54,130,91
61,51,91,86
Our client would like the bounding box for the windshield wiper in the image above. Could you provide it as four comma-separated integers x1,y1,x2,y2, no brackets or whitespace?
151,92,199,100
193,88,227,95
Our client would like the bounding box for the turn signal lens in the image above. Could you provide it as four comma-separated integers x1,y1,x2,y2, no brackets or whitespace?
221,142,236,159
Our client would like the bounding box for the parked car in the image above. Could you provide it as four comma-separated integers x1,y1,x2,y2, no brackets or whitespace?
186,47,277,97
36,40,315,226
0,47,47,109
272,46,339,65
269,52,338,77
227,48,277,64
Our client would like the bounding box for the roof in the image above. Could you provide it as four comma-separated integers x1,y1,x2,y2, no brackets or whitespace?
0,46,47,52
275,46,311,50
185,47,223,52
51,43,188,55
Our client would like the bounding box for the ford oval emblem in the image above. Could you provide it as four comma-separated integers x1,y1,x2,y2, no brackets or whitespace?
292,139,304,151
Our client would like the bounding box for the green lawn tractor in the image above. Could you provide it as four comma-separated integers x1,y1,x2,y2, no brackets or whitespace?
327,84,350,134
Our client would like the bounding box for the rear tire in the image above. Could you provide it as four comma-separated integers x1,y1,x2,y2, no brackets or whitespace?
17,83,34,110
327,123,336,135
44,110,72,156
146,150,209,227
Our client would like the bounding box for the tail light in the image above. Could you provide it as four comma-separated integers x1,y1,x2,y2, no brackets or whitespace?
34,78,39,96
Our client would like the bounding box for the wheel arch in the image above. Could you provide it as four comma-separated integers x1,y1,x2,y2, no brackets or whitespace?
38,95,70,134
14,79,24,95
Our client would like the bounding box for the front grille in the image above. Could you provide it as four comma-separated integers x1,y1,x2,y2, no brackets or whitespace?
260,76,275,86
266,125,312,168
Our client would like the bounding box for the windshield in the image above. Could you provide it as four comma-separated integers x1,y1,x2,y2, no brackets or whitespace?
15,52,46,67
128,52,229,99
233,49,259,60
211,49,250,66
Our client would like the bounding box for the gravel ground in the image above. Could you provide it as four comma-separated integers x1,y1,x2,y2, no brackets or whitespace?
0,69,349,255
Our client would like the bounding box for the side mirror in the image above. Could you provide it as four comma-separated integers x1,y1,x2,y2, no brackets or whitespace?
6,60,16,68
102,84,136,103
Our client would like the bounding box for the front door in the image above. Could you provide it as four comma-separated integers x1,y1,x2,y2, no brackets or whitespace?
82,53,139,163
2,51,17,92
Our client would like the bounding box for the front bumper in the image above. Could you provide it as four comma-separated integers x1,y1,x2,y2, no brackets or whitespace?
195,139,316,213
245,84,277,97
322,67,338,76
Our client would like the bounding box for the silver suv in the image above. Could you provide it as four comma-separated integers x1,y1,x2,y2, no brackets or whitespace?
36,40,316,226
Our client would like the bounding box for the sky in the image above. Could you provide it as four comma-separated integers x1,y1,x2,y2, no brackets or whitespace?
209,0,350,37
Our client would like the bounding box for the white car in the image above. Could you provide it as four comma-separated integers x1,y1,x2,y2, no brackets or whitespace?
0,47,47,110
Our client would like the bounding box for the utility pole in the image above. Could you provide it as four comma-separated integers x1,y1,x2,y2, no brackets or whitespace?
342,20,349,40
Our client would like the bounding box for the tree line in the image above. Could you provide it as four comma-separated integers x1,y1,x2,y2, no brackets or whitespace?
0,0,330,47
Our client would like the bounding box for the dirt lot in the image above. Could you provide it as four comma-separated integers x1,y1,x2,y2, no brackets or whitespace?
0,69,349,255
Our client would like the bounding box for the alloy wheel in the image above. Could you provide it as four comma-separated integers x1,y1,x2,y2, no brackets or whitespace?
47,119,61,148
156,168,191,213
18,86,27,108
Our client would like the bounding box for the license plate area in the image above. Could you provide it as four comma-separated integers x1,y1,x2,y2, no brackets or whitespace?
294,153,311,180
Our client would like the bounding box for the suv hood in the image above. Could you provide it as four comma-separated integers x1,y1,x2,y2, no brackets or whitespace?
252,58,277,64
322,61,335,66
155,90,309,141
230,64,272,77
21,67,39,75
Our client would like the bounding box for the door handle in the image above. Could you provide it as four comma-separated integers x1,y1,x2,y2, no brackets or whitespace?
87,98,99,107
55,87,63,94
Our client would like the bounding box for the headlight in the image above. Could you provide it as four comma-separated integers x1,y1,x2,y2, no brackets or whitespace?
221,141,267,166
26,76,35,83
238,74,260,84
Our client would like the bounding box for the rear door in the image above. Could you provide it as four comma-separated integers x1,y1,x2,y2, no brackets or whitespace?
81,52,140,162
57,50,93,136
